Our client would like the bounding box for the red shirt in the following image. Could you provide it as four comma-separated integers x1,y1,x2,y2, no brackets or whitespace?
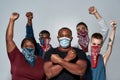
8,46,45,80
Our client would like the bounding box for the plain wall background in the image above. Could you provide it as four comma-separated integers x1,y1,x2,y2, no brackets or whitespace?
0,0,120,80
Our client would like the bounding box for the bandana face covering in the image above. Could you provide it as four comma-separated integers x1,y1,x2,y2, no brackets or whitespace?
39,38,51,52
22,48,36,67
77,30,89,52
59,37,71,48
91,46,101,68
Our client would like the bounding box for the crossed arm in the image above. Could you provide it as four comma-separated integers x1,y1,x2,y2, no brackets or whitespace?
44,49,87,79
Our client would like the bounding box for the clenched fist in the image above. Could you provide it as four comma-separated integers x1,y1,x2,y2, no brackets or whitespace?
26,12,33,20
89,6,97,14
10,12,19,21
64,49,76,61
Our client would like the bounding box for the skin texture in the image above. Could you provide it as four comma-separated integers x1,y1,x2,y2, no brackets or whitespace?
6,12,35,54
90,21,117,66
44,28,87,79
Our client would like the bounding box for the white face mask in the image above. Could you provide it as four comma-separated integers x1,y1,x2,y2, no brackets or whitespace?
59,37,71,48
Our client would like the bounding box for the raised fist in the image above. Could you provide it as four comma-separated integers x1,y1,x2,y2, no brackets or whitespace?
110,20,117,28
26,12,33,20
64,49,76,61
10,12,19,21
89,6,97,14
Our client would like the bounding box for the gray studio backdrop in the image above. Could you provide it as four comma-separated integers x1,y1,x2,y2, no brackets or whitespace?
0,0,120,80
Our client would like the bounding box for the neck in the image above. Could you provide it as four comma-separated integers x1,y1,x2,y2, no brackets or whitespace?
58,46,72,52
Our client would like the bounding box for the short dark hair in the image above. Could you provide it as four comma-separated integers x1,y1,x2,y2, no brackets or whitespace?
58,27,72,36
91,33,103,40
39,30,50,37
76,22,88,30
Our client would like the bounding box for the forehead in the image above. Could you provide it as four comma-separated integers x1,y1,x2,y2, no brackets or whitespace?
76,25,87,30
91,38,102,44
22,40,35,48
59,29,71,36
39,33,50,38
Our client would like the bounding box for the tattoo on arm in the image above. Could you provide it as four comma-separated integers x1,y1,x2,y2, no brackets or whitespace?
109,38,112,43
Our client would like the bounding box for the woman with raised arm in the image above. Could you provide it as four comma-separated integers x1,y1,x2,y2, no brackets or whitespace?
6,12,45,80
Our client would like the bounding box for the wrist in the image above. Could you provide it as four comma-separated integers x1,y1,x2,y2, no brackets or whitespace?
10,19,15,22
93,12,98,15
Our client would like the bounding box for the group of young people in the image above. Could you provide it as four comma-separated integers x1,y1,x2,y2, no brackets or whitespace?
6,6,117,80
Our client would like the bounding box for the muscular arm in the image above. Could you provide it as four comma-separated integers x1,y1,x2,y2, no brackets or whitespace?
58,59,87,76
44,50,77,79
6,13,19,53
51,54,87,76
44,61,63,79
103,21,117,66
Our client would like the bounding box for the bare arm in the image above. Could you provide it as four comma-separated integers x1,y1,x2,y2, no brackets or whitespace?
103,21,117,66
44,61,63,79
44,49,77,79
51,54,87,76
58,59,87,76
6,12,19,53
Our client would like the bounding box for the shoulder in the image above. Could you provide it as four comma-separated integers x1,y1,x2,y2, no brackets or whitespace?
72,47,85,54
44,48,57,61
36,56,44,63
72,47,87,60
8,46,21,55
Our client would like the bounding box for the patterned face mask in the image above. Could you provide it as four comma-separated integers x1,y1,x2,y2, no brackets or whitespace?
22,48,36,67
39,38,51,52
59,37,71,48
39,38,50,46
77,30,89,52
91,45,101,68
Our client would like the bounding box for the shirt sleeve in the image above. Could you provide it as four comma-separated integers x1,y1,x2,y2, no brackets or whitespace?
75,48,87,60
44,48,54,62
8,46,21,64
25,24,35,40
98,18,109,41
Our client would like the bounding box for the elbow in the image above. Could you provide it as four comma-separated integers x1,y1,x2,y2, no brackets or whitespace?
78,67,87,76
6,31,13,41
6,35,13,43
77,60,87,76
44,62,53,79
45,72,53,79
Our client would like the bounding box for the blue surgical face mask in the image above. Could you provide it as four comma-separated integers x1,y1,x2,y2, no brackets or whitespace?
22,48,35,66
59,37,71,48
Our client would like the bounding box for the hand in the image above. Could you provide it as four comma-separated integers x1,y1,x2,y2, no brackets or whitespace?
26,12,33,20
89,6,97,14
10,12,19,21
64,49,76,61
51,54,62,64
110,20,117,28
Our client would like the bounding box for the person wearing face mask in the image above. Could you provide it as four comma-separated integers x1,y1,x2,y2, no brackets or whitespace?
6,12,45,80
25,12,52,58
44,27,88,80
39,30,52,58
85,21,117,80
75,6,109,53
